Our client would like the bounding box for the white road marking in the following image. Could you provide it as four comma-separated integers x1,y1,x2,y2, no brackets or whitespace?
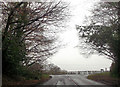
56,80,64,85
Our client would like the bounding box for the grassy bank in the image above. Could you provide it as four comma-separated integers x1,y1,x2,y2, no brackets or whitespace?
87,72,120,85
2,74,50,86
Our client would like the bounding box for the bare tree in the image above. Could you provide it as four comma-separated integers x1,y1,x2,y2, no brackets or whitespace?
2,1,69,74
22,1,69,66
76,2,120,77
76,2,119,61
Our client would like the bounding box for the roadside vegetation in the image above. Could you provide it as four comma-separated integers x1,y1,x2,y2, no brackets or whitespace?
87,72,120,85
77,2,120,78
2,1,69,86
3,73,49,85
3,63,67,86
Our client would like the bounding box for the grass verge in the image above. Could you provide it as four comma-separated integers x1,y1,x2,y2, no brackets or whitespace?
87,72,120,85
2,74,50,86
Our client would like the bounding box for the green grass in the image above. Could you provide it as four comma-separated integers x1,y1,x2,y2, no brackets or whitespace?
41,74,49,78
87,72,119,85
87,72,110,79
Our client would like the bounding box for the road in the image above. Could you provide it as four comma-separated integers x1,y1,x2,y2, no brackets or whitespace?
36,75,112,87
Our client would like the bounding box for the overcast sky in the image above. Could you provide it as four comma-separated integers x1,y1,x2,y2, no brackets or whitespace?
48,0,112,71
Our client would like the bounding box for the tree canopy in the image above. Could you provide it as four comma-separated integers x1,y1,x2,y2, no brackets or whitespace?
2,1,69,76
76,2,120,77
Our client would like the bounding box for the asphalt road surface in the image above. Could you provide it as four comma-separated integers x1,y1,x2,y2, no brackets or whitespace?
36,75,113,87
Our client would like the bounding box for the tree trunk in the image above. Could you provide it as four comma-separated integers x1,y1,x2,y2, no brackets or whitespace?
116,1,120,77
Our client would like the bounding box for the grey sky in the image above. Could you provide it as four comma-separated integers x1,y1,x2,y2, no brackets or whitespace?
48,0,112,71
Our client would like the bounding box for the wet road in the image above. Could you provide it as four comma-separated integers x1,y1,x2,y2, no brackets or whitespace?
36,75,112,87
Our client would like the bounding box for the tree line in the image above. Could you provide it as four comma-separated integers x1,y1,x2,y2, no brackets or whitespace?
2,1,69,79
76,2,120,77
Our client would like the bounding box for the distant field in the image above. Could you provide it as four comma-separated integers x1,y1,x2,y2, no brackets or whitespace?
87,72,119,85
